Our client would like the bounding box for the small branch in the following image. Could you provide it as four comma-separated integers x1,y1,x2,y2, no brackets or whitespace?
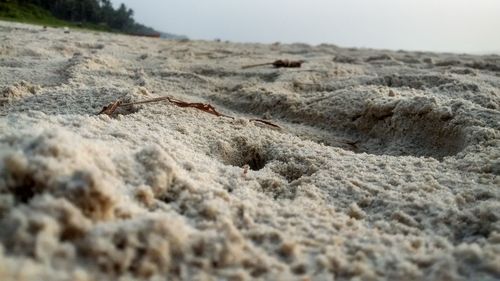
241,62,275,69
242,59,305,69
166,97,234,119
97,96,281,129
249,119,281,129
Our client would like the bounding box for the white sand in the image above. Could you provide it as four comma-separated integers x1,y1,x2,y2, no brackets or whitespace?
0,21,499,281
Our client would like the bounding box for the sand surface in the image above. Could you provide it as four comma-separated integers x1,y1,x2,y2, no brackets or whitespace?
0,21,499,281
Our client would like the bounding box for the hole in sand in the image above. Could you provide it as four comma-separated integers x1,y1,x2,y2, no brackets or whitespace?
244,147,266,171
214,137,269,171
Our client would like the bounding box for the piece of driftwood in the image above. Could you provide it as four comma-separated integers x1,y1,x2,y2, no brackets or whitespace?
242,59,305,69
98,96,281,129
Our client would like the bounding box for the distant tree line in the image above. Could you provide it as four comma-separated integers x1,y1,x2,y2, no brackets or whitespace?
8,0,157,34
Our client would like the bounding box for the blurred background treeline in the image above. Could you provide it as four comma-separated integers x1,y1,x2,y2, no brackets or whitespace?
0,0,159,35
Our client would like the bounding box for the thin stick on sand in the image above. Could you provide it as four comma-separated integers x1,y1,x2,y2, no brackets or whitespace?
242,59,305,69
241,62,276,69
98,96,281,129
249,119,281,129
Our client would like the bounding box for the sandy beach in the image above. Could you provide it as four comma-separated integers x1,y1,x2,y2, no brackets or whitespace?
0,21,499,280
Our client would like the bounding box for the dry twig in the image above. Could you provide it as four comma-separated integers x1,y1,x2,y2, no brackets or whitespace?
98,96,281,129
167,97,233,118
249,118,281,129
242,59,305,69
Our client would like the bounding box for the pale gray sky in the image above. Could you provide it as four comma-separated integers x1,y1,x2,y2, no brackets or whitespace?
112,0,500,54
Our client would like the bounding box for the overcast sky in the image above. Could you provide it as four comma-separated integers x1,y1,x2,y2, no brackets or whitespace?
112,0,500,54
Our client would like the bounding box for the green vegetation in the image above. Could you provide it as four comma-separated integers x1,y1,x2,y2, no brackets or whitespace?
0,0,158,34
0,1,82,28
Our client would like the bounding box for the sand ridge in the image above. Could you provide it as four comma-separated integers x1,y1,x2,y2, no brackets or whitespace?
0,21,499,281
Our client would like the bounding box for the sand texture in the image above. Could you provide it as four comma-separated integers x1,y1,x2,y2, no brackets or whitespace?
0,21,499,281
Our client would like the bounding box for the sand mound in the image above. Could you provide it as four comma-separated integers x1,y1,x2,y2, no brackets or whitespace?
0,21,499,281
